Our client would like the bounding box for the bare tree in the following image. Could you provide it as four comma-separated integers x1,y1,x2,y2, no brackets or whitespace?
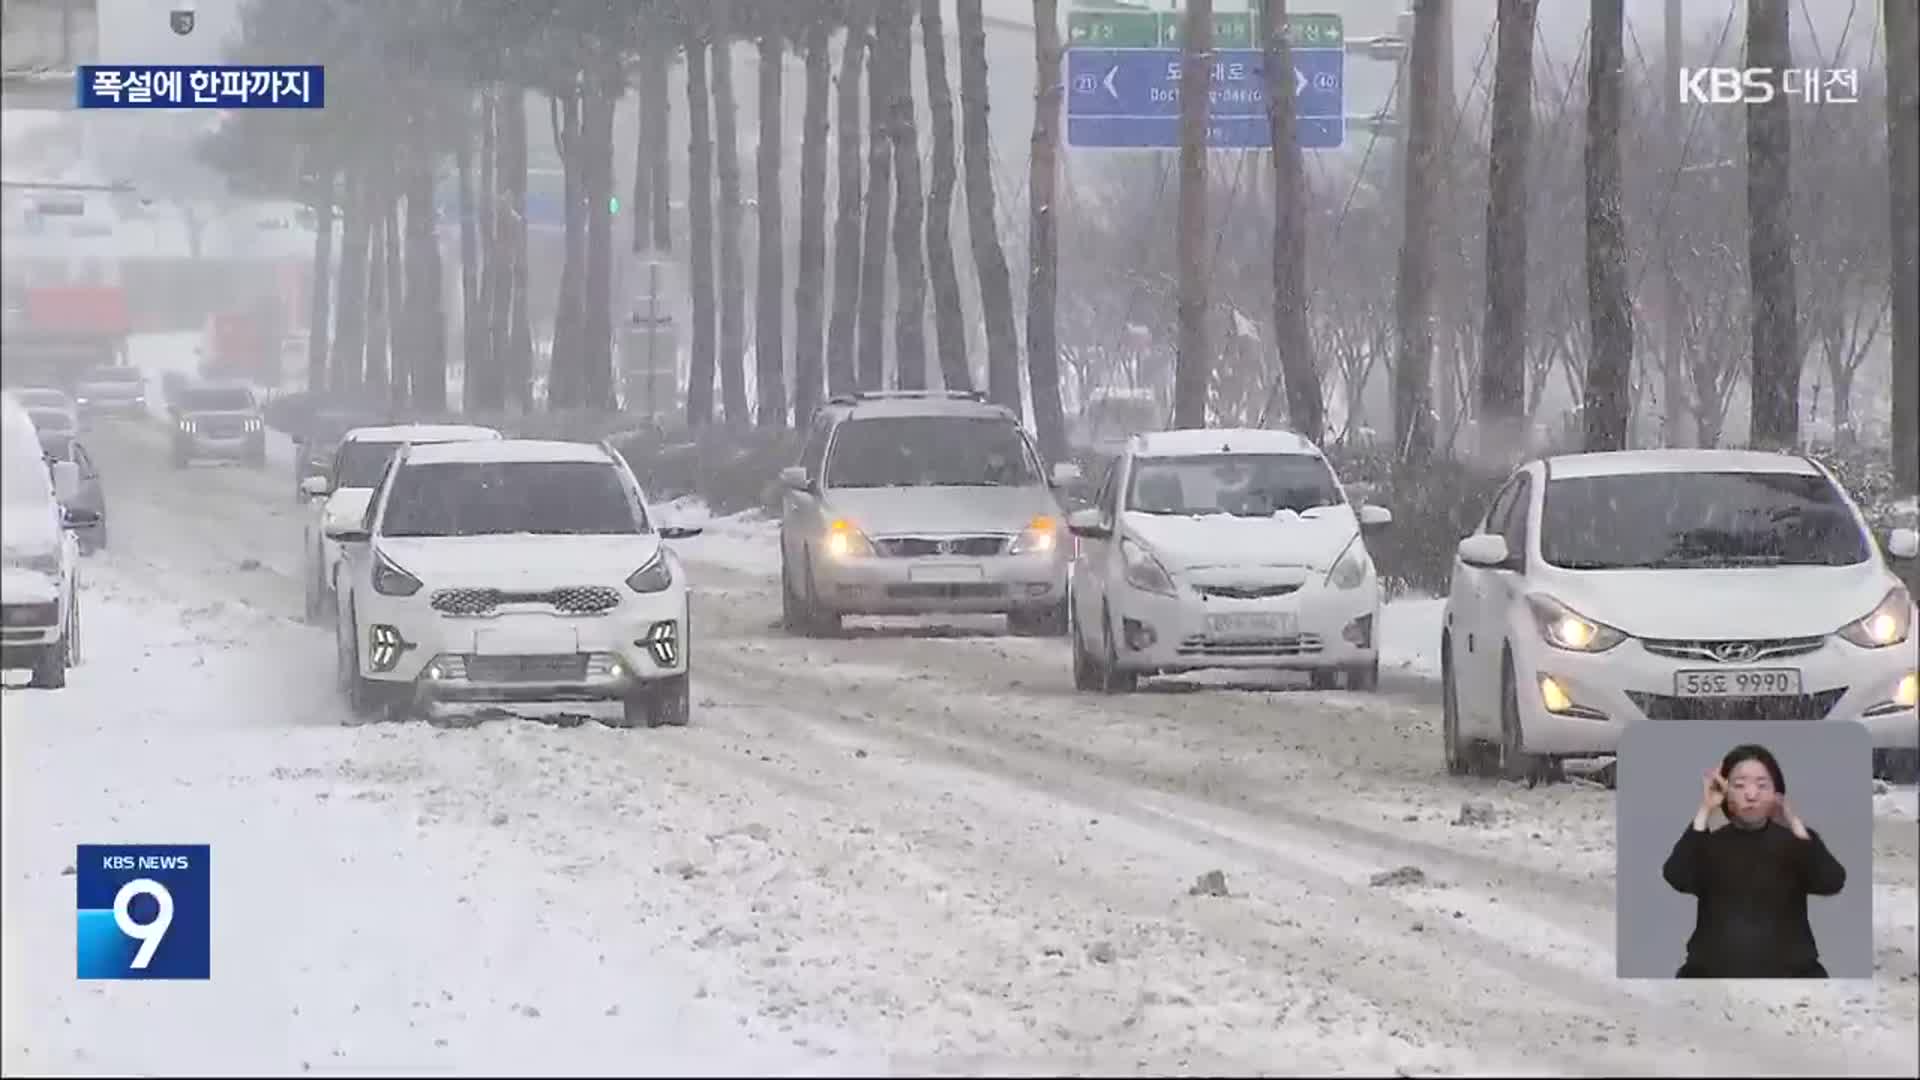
457,102,484,411
684,16,719,429
958,0,1022,412
857,3,894,390
305,165,335,396
364,186,391,403
1745,0,1797,449
1393,0,1444,468
921,0,971,391
333,167,371,400
755,28,787,426
794,17,833,421
886,0,929,391
826,7,869,397
582,69,618,409
1028,0,1067,459
1582,0,1632,452
1172,0,1213,430
1889,0,1919,491
1260,0,1324,443
712,3,750,424
1480,0,1536,461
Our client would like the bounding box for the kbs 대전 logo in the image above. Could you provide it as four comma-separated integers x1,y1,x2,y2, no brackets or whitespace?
1679,66,1860,105
75,845,210,980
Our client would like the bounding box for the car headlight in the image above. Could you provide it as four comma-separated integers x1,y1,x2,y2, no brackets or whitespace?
1121,537,1177,596
1008,515,1059,555
1,548,61,576
1525,593,1627,653
245,418,262,432
370,548,423,597
178,418,196,433
625,549,673,593
825,519,874,559
1838,587,1912,649
1326,539,1372,590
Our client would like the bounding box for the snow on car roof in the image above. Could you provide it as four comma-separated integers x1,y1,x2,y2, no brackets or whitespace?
1545,448,1819,479
403,439,614,466
1132,428,1320,458
837,396,1015,420
344,424,503,444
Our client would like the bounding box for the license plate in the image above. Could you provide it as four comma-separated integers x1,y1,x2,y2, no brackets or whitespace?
909,564,984,583
1207,612,1294,639
1673,668,1802,697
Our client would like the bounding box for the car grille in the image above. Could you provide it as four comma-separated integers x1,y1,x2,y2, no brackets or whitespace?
1196,583,1301,600
874,535,1009,558
429,586,623,617
196,417,247,437
1640,635,1826,663
1626,688,1847,722
1177,633,1325,658
1,603,57,629
884,583,1007,600
465,654,589,683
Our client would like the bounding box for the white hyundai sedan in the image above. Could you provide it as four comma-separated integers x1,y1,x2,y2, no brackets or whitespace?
1065,428,1394,693
1440,449,1919,783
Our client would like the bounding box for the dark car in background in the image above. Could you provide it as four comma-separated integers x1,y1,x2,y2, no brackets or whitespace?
171,382,267,468
74,363,148,418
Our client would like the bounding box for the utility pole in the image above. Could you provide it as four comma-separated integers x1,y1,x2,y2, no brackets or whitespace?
1172,0,1214,429
1432,1,1459,450
1661,0,1691,447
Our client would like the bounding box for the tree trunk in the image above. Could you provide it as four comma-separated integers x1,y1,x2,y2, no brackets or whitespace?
503,86,532,410
1172,0,1213,430
957,0,1022,413
886,0,929,391
1481,0,1536,462
1745,0,1797,450
1890,0,1920,492
384,182,406,410
1394,0,1443,471
457,100,484,412
796,19,833,420
920,0,970,391
1027,0,1067,460
363,187,391,405
305,168,334,397
827,9,869,397
712,3,749,425
685,29,719,429
405,139,446,416
1660,0,1691,446
331,166,371,400
857,7,895,392
756,31,787,427
583,70,617,410
633,40,660,254
552,88,586,410
476,89,501,411
1261,0,1323,444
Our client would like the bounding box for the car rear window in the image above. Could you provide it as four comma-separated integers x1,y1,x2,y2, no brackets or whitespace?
180,387,255,411
1540,470,1868,569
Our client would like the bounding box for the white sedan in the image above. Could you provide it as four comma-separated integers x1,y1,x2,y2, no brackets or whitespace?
1065,428,1393,693
1440,449,1919,784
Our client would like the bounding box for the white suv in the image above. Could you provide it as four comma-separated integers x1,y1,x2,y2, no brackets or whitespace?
2,393,96,689
1440,449,1920,784
300,424,502,620
328,439,702,727
1065,428,1393,693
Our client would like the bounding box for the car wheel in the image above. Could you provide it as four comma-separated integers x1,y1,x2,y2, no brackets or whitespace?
1441,635,1476,777
1499,650,1555,787
336,601,397,720
66,592,81,668
779,548,801,633
1345,659,1379,691
90,520,107,552
802,558,843,638
1099,604,1138,694
1070,599,1102,692
303,558,324,622
1009,599,1069,637
1874,748,1920,785
1309,669,1340,691
646,673,692,728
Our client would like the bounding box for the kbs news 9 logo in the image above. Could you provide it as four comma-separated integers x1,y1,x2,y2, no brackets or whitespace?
75,845,210,980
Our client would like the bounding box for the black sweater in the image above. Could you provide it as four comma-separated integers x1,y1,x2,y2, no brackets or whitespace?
1661,819,1846,978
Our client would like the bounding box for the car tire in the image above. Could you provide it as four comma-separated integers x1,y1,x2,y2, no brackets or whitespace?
1441,635,1479,777
1499,650,1557,787
303,558,324,622
1009,599,1070,637
779,549,801,633
1070,599,1102,692
1099,604,1138,694
336,600,400,721
90,521,107,552
29,598,74,689
1874,748,1920,785
66,592,81,668
801,558,843,638
646,673,692,728
1309,669,1340,691
1344,660,1379,691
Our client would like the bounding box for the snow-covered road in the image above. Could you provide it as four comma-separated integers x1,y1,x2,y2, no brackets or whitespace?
4,416,1917,1075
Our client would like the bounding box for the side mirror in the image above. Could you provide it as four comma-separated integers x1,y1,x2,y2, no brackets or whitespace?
63,506,101,529
779,465,811,491
659,525,704,540
50,460,80,505
1358,504,1393,532
1066,507,1111,540
1457,533,1512,569
300,475,331,497
324,524,370,544
1050,461,1084,487
1887,528,1919,561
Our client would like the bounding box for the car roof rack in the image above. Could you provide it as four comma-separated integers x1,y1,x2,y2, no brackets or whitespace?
825,389,989,406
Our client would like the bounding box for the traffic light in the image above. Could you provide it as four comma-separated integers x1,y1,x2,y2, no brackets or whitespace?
609,196,620,215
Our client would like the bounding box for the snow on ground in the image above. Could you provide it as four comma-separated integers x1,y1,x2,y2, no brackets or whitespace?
0,560,875,1076
1377,595,1444,679
1876,783,1920,822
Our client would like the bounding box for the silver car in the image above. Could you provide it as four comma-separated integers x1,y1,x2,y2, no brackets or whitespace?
777,391,1080,637
74,364,148,418
35,430,107,553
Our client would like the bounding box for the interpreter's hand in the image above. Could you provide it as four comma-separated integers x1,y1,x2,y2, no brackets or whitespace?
1700,767,1728,815
1774,796,1811,841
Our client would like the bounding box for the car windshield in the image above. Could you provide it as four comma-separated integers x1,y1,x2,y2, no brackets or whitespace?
27,408,74,434
181,387,254,411
824,416,1040,488
14,390,68,409
1540,471,1868,569
1127,453,1343,516
84,366,141,383
335,440,403,488
380,461,644,537
37,431,73,459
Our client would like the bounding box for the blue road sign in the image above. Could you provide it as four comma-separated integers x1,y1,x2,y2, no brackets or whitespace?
1066,46,1345,150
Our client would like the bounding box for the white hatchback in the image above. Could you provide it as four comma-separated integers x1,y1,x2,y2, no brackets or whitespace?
1440,449,1919,783
328,439,702,727
1065,428,1394,693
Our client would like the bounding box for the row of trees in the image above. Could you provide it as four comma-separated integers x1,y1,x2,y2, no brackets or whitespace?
207,0,1918,493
